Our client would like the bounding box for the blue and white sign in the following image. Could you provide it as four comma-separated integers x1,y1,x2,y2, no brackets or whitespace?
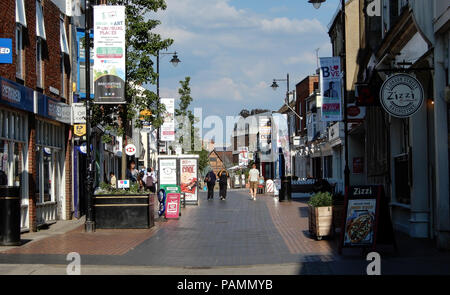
0,77,33,112
0,39,12,64
79,143,87,154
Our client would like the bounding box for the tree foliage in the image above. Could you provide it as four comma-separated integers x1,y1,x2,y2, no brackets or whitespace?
91,0,173,136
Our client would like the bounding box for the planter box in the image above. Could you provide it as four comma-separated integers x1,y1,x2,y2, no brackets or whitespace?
308,205,333,240
94,193,155,229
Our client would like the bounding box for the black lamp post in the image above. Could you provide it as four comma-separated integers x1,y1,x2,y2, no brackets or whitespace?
155,51,181,157
309,0,350,195
84,0,94,232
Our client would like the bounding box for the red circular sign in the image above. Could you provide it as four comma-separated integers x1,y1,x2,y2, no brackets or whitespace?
348,106,361,117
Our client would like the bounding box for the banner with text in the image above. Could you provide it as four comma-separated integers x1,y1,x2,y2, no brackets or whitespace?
160,98,175,141
93,5,126,104
320,57,342,122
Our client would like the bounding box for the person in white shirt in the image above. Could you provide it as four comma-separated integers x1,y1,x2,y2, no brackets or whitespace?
248,163,260,200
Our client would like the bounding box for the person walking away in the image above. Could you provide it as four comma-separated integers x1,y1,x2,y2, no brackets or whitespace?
145,168,156,193
218,168,229,200
248,164,260,200
126,160,138,183
204,170,217,200
110,172,117,189
137,171,145,191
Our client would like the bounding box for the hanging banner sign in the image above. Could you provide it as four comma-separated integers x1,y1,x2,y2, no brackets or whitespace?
0,38,13,64
93,5,126,104
320,57,342,122
160,98,175,141
380,73,424,118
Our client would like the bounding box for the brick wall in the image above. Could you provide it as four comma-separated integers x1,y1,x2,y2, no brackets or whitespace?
295,76,319,135
64,125,73,219
27,115,37,232
0,0,67,100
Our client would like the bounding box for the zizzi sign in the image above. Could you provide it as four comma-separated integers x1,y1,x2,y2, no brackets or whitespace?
380,73,424,118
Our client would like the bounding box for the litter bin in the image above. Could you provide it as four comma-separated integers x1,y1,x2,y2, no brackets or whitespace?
0,186,21,246
279,176,291,202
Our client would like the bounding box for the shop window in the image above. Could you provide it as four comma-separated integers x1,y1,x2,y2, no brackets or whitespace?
15,24,24,80
43,148,51,202
0,140,8,185
36,38,43,89
35,146,40,195
394,154,411,205
323,155,333,179
13,142,22,187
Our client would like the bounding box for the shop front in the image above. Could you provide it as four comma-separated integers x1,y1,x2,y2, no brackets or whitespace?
0,77,33,231
34,92,71,225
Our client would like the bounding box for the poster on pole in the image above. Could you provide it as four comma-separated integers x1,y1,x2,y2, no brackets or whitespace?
160,98,175,141
180,158,198,204
320,57,342,122
93,5,126,104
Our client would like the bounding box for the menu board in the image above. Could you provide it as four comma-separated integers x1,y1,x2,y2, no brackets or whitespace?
339,185,396,252
180,158,198,203
343,198,376,246
165,193,180,219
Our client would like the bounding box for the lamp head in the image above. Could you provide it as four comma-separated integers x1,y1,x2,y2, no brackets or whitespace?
271,80,279,91
170,52,181,67
308,0,326,9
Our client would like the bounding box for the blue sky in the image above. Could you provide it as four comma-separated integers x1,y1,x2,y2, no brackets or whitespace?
150,0,339,146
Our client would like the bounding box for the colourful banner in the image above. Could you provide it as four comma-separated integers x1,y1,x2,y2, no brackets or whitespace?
320,57,342,122
93,5,126,104
160,98,175,141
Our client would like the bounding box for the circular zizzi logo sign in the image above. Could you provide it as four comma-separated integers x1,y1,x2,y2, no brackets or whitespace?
380,73,424,118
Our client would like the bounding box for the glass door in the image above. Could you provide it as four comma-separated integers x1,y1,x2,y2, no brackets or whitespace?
43,148,52,202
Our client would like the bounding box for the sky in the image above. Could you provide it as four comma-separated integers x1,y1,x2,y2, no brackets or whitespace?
148,0,339,147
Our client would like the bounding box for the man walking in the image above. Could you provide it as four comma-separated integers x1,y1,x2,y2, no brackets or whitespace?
217,168,229,200
248,163,260,200
204,170,217,200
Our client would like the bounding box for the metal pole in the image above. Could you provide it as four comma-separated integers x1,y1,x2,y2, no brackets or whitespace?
342,0,350,194
156,50,160,156
85,0,95,232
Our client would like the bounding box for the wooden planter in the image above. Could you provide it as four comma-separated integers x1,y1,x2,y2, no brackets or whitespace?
94,193,155,229
308,205,333,240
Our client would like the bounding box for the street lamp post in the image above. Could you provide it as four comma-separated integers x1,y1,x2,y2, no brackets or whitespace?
84,0,95,232
309,0,350,194
155,51,181,158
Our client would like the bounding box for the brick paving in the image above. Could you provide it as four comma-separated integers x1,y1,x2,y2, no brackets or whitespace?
1,190,449,274
3,226,160,256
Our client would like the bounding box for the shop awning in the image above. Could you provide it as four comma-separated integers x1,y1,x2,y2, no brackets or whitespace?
36,0,46,40
15,0,27,27
60,19,69,54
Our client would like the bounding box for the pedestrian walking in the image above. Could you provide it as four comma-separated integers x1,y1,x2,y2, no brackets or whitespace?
109,172,117,189
144,168,156,193
217,168,229,200
126,160,138,183
204,170,217,200
248,163,260,200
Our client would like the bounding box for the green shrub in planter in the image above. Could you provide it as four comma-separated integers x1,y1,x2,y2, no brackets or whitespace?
308,192,332,207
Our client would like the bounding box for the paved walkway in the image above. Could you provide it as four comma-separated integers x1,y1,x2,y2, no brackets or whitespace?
0,190,449,274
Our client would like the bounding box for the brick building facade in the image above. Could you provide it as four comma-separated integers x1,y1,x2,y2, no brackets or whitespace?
0,0,73,232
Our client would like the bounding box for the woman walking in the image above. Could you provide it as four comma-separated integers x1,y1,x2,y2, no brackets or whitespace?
217,168,229,200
